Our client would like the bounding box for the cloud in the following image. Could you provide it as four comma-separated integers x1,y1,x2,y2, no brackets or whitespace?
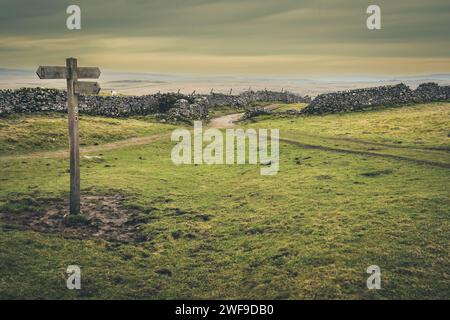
0,0,449,74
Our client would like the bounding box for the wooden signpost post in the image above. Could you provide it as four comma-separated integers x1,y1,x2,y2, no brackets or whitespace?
37,58,101,215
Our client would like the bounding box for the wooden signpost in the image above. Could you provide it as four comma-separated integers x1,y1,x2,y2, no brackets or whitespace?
36,58,101,215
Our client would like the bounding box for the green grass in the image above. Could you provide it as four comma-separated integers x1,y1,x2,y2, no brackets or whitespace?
0,113,176,155
0,103,449,299
247,103,450,150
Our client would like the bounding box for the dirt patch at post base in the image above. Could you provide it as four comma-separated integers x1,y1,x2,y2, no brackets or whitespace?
0,195,144,242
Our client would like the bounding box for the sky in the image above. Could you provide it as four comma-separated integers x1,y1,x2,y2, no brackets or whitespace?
1,0,450,76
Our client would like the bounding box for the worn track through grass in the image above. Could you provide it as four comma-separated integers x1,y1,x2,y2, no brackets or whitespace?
279,137,450,169
2,107,449,170
214,111,450,169
0,133,171,160
287,130,450,153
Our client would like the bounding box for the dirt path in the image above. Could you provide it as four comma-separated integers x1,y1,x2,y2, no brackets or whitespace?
1,104,280,161
0,133,171,161
1,109,248,160
209,113,245,128
209,104,281,128
2,108,449,169
264,104,283,111
0,108,248,160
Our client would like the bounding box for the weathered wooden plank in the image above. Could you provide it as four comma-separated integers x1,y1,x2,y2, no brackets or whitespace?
36,66,67,79
36,66,101,79
66,58,81,215
75,81,101,95
77,67,101,79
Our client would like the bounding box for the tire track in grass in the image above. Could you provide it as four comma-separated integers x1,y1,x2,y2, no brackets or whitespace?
279,137,450,169
212,112,450,169
285,130,450,153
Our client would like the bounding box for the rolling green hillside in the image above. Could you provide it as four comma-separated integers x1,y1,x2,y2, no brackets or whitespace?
0,103,449,299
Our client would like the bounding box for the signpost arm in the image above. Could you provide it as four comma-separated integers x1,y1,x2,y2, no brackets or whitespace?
66,58,80,215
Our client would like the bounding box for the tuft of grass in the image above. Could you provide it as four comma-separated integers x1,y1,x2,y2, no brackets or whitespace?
63,213,90,226
361,169,393,177
0,194,44,213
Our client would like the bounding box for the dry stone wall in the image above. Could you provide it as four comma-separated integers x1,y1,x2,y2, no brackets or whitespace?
301,83,450,115
207,90,311,107
0,88,308,119
0,88,208,119
1,83,447,119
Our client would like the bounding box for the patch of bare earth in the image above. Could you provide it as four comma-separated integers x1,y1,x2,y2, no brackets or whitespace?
0,195,144,242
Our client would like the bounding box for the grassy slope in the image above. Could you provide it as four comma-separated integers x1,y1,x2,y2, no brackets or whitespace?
0,113,176,156
0,103,449,299
246,103,450,165
248,103,450,149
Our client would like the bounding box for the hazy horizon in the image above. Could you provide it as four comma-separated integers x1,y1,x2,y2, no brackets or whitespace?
1,67,450,96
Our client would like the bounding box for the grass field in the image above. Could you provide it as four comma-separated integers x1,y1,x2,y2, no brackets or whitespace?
0,113,176,155
0,103,449,299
